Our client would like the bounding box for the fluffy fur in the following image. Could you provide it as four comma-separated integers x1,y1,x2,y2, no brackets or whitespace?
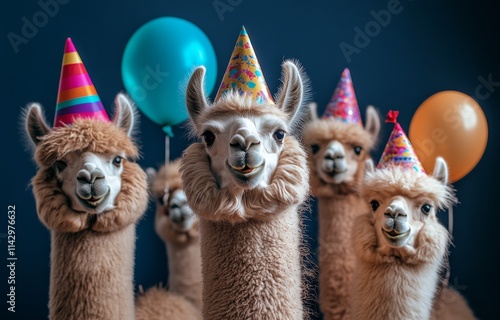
351,162,469,320
26,95,149,320
182,139,309,319
150,160,202,310
136,160,202,319
135,286,200,320
302,112,380,320
181,61,310,320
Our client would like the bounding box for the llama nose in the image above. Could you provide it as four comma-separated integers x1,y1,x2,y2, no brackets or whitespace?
324,141,345,160
384,207,407,219
77,163,105,184
324,149,344,160
230,130,260,151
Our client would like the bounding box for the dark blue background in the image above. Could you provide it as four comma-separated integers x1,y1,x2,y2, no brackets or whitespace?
2,0,499,319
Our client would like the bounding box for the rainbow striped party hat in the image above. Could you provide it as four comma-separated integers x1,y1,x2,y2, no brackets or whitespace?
215,26,274,105
377,110,426,173
322,68,362,125
54,38,110,127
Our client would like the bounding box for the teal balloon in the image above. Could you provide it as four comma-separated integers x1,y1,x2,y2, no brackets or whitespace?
121,17,217,135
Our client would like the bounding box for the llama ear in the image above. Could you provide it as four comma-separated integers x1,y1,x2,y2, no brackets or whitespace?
275,60,305,128
364,159,375,176
365,105,381,141
186,67,209,132
25,103,51,146
309,102,319,121
433,157,448,185
113,93,136,137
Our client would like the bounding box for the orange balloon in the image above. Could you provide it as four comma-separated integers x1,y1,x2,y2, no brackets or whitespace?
409,90,488,183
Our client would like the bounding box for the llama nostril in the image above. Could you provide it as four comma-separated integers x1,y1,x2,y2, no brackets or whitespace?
77,170,92,183
386,210,407,219
91,169,105,182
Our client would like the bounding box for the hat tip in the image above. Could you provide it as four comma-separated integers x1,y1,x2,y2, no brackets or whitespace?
64,37,76,53
342,68,351,78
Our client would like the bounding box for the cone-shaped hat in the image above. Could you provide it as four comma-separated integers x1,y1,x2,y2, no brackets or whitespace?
322,68,362,124
214,27,274,105
377,110,426,173
54,38,110,127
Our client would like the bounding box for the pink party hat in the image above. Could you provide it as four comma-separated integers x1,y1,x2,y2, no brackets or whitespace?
215,26,274,105
53,38,110,127
322,68,362,124
377,110,426,173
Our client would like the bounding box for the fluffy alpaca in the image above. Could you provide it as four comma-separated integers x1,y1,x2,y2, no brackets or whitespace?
181,61,310,319
301,103,380,319
135,159,202,320
150,159,202,310
24,93,149,320
351,157,456,320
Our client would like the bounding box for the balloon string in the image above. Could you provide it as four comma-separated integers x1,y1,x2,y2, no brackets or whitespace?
163,134,170,202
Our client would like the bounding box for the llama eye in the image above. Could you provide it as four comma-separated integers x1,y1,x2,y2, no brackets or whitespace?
354,146,362,155
202,130,215,147
421,204,432,215
274,129,285,142
311,144,320,154
370,200,380,211
54,160,67,173
112,156,123,167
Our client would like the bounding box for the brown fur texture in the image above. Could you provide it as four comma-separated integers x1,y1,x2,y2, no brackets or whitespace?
30,119,148,320
135,286,201,320
302,118,378,319
152,160,202,311
351,165,456,320
181,137,310,319
431,287,476,320
150,160,183,203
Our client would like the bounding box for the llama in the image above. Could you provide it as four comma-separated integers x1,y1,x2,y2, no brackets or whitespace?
352,157,454,320
135,160,202,320
149,159,202,310
25,93,148,320
301,68,380,319
180,26,310,320
350,111,475,319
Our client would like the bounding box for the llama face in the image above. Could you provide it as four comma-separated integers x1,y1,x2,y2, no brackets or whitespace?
200,114,288,189
185,61,305,192
303,105,380,187
362,157,455,252
25,93,138,217
369,194,437,248
54,151,124,214
310,138,363,185
166,189,195,231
